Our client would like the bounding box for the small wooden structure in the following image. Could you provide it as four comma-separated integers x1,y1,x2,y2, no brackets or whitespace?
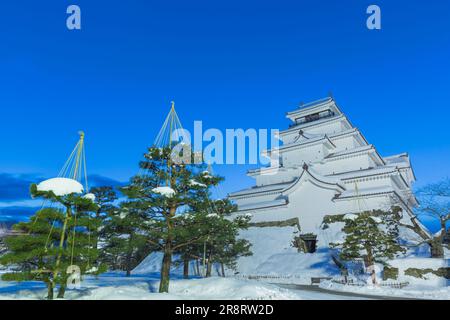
293,233,318,253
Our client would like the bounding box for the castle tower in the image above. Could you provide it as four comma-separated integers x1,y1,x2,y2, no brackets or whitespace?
228,97,420,274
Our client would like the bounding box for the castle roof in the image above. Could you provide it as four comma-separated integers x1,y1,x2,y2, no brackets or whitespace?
324,144,386,166
228,180,294,198
333,185,396,200
229,164,345,200
264,134,335,156
286,97,343,120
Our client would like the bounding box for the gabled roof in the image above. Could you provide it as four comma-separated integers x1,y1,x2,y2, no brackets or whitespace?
280,114,351,136
287,97,334,114
383,153,417,183
324,144,386,166
264,134,335,156
228,180,294,198
325,144,373,159
229,164,345,200
328,128,370,146
333,185,396,200
384,152,409,165
237,198,288,211
328,165,400,180
286,97,343,121
281,164,345,195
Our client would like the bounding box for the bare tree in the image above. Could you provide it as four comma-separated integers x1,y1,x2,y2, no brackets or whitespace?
397,179,450,258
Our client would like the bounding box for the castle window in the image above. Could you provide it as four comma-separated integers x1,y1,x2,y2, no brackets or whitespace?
305,112,320,123
295,110,335,126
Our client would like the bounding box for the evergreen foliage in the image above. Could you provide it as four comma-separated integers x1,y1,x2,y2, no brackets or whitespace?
329,208,406,283
121,146,251,292
102,201,152,276
0,184,106,299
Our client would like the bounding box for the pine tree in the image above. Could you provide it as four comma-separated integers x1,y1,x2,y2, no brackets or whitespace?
102,201,150,276
330,209,406,284
180,199,252,277
121,146,223,293
0,184,105,299
89,186,118,267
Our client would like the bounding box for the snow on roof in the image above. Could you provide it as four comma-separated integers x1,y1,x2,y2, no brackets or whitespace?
234,165,344,199
286,97,334,115
384,152,409,163
336,186,395,199
228,181,294,198
152,186,176,197
307,166,342,186
237,198,288,211
384,153,411,169
37,178,84,196
271,134,335,153
327,165,400,180
285,97,342,121
281,114,347,134
325,144,374,159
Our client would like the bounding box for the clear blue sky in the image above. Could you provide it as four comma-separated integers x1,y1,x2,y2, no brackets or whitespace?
1,1,449,229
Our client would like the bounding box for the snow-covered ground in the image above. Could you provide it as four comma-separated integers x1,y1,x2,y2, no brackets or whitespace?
0,272,306,300
319,280,450,300
0,269,447,300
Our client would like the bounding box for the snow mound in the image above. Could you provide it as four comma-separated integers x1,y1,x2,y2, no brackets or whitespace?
152,187,176,197
37,178,84,196
234,226,298,275
232,225,343,284
254,251,340,279
69,277,303,300
165,277,302,300
133,252,186,275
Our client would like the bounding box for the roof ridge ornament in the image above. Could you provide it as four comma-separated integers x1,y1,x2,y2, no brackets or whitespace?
302,163,309,171
328,91,334,99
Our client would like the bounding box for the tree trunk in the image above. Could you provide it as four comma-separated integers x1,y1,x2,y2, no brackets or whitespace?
206,256,212,278
159,245,172,293
221,263,225,277
125,235,133,277
159,205,175,293
195,259,200,276
430,236,444,258
183,256,189,279
47,281,54,300
125,252,132,277
57,283,66,299
366,247,377,285
53,206,71,290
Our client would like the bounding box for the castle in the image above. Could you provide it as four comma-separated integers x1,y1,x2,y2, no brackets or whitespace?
228,97,420,274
